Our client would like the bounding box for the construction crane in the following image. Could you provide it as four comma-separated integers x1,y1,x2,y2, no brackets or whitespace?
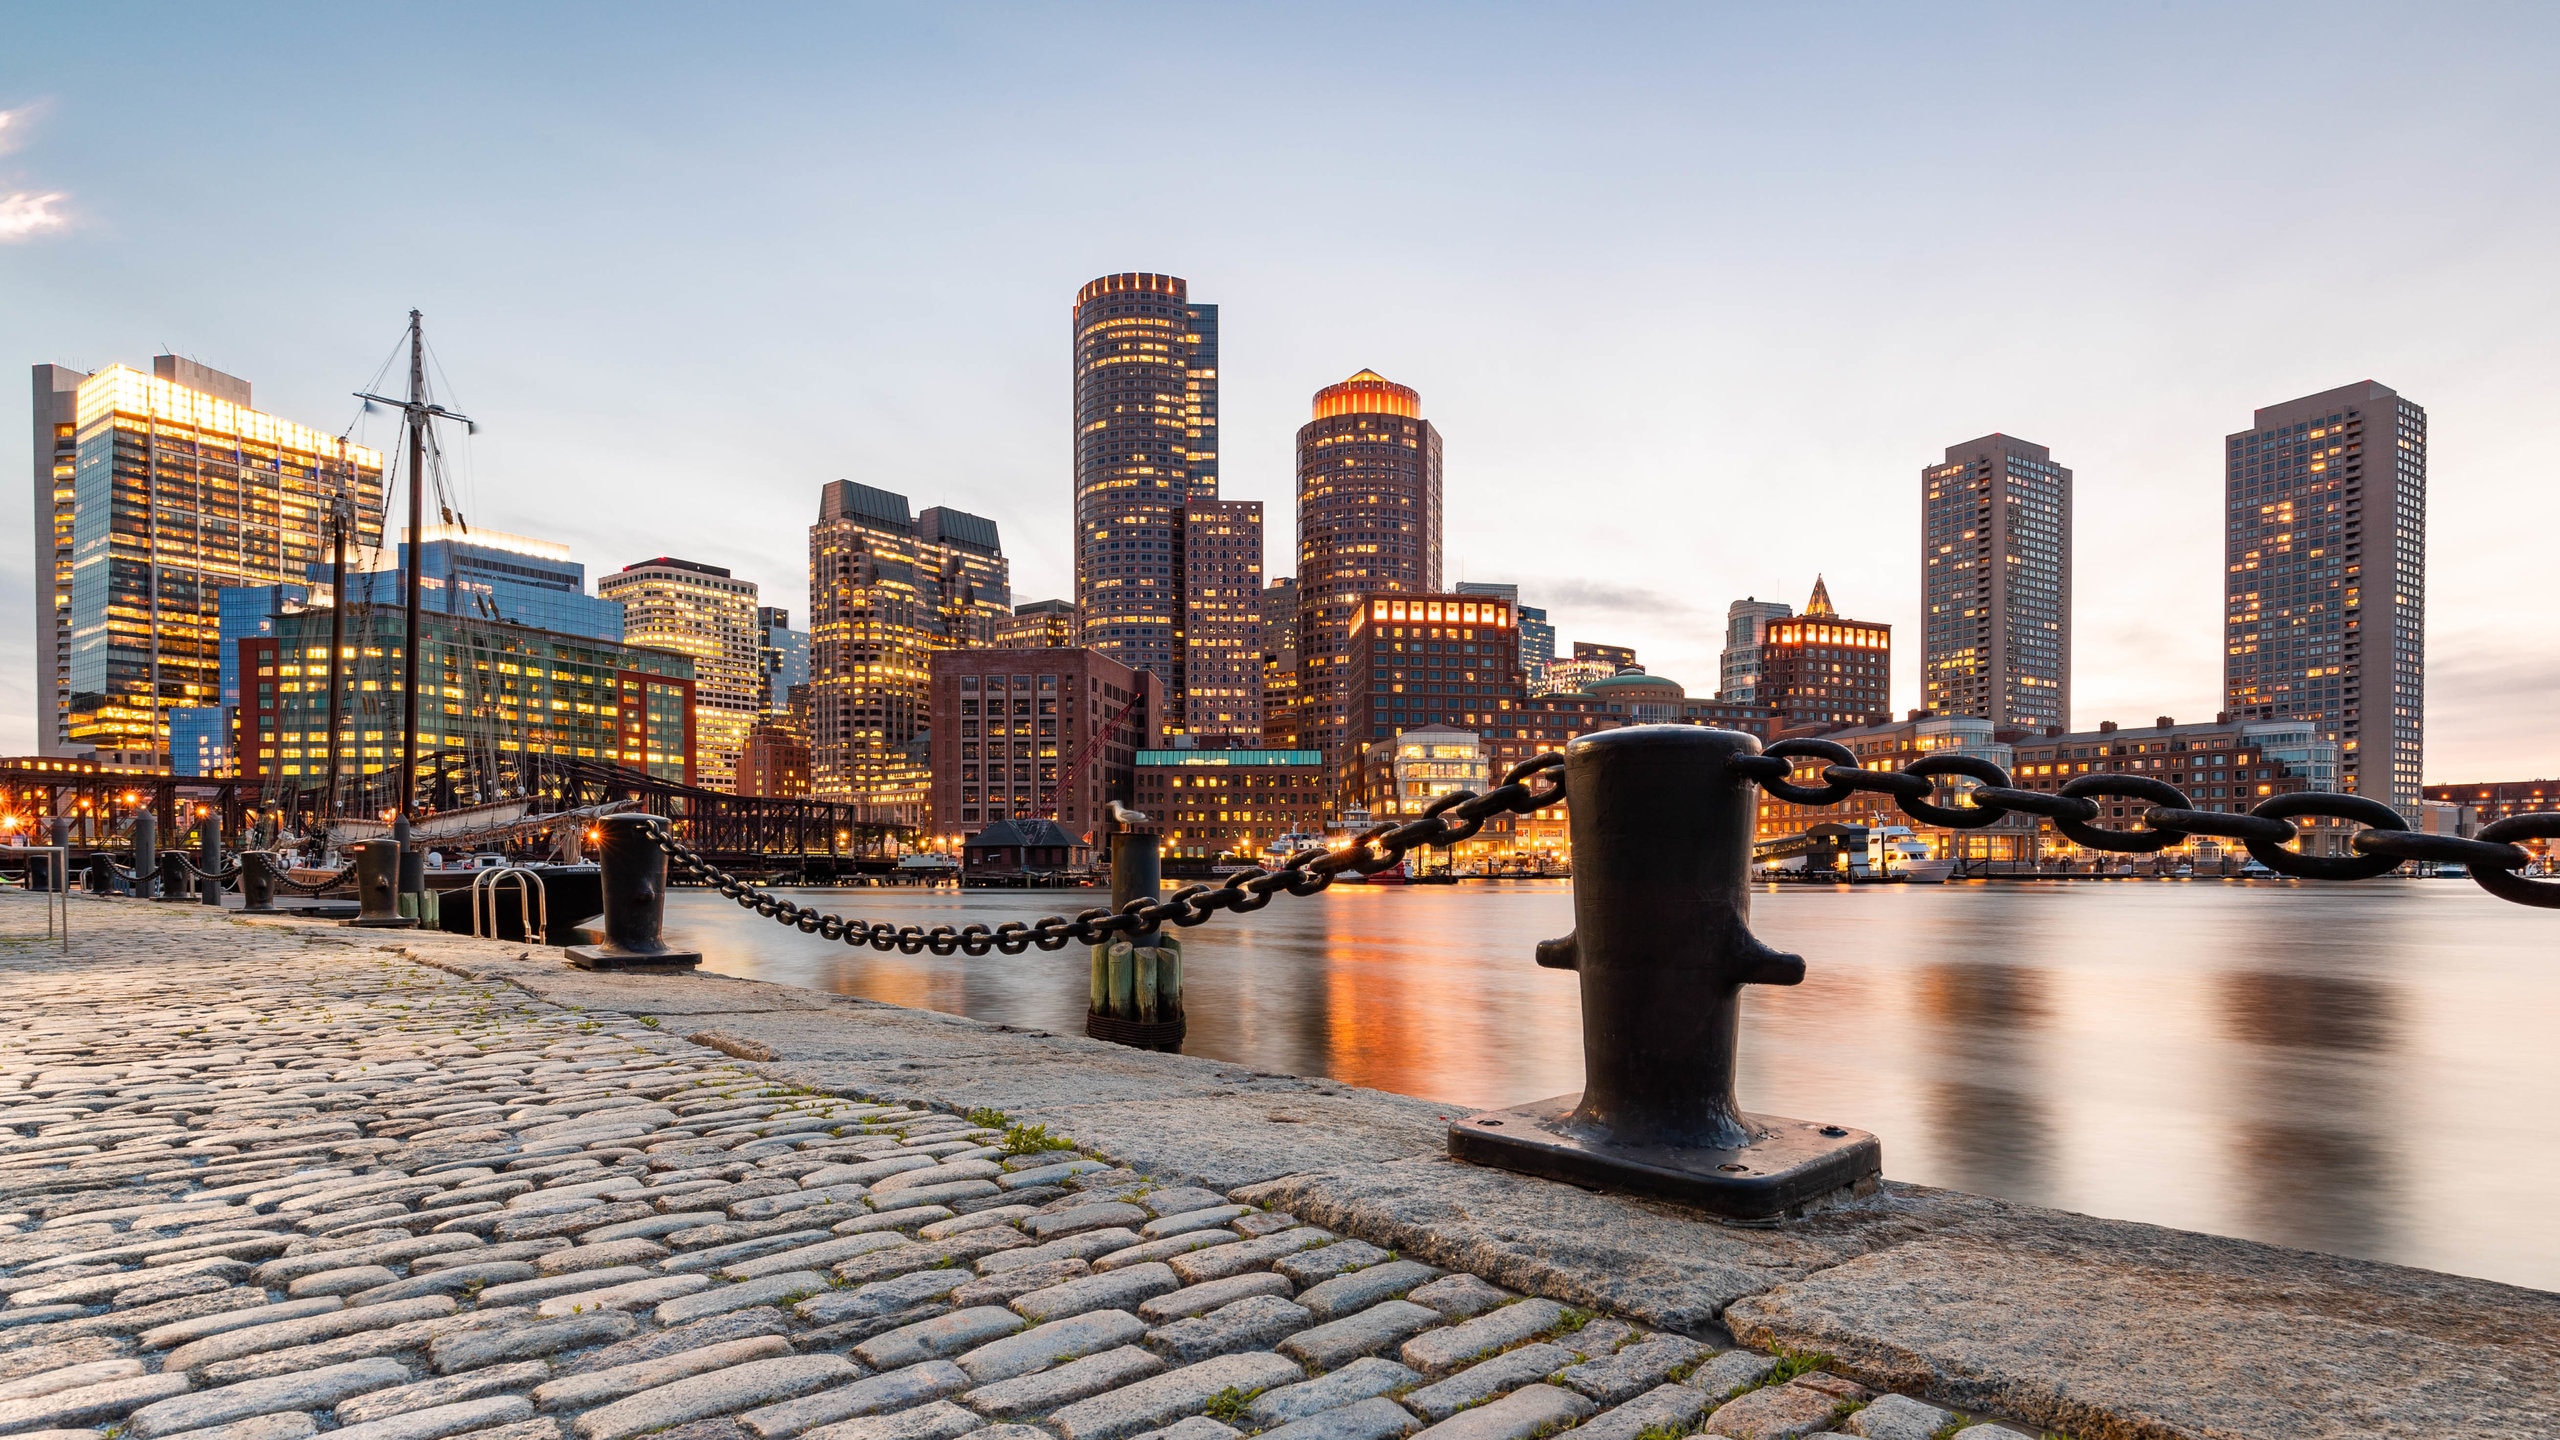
1052,688,1148,837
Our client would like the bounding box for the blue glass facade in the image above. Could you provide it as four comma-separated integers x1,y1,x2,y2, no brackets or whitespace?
169,705,231,777
219,583,312,706
329,535,624,643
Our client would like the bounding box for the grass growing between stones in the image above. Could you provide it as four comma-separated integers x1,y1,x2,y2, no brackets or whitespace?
1000,1122,1075,1156
1203,1386,1264,1423
1755,1348,1835,1390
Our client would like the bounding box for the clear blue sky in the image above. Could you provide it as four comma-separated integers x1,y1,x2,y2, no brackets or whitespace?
6,4,2555,777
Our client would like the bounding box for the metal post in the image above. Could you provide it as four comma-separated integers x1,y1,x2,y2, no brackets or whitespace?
198,814,222,905
566,814,702,971
394,814,423,918
1448,726,1880,1220
1088,827,1183,1049
156,850,191,902
240,851,278,914
347,838,415,928
133,809,157,901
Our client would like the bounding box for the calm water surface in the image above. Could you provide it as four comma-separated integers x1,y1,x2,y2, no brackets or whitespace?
663,878,2560,1291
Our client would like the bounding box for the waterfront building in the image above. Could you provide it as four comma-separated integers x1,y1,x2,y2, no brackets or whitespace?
234,601,696,801
1343,592,1524,756
169,707,230,778
342,527,622,644
220,583,315,707
1181,499,1264,740
1921,435,2071,729
995,599,1077,651
735,718,810,798
757,606,810,716
1133,747,1327,863
1296,370,1444,762
1259,578,1301,748
924,647,1160,836
963,819,1091,879
2424,779,2557,849
32,358,386,765
2006,714,2343,856
1753,713,2035,859
1546,641,1638,696
2225,381,2426,815
1759,578,1891,730
807,480,1011,807
1718,597,1795,703
1456,583,1552,694
1071,272,1219,697
598,558,761,791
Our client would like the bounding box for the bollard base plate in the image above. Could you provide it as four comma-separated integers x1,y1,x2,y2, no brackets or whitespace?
1448,1093,1880,1221
345,916,418,929
566,944,702,972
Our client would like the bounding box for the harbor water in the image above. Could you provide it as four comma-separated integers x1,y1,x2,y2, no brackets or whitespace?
662,877,2560,1291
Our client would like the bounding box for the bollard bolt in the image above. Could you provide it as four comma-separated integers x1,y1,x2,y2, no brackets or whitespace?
1448,725,1880,1220
347,838,417,928
566,814,702,971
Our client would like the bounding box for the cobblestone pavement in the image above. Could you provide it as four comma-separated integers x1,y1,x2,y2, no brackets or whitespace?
0,898,2070,1440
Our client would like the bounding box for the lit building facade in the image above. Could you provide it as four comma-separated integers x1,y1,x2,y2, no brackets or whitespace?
1455,582,1551,693
1718,597,1794,702
1181,499,1263,740
807,480,1010,806
1760,578,1890,730
736,719,810,798
925,647,1160,836
341,527,622,644
1922,434,2071,729
2225,382,2425,815
1133,748,1327,862
1071,272,1219,696
757,606,809,715
598,557,762,791
235,603,696,803
1259,577,1301,749
38,359,385,766
1547,641,1637,696
995,599,1077,651
1343,592,1524,757
2006,715,2345,857
1296,370,1444,761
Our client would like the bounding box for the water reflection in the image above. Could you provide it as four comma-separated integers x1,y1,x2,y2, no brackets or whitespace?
663,878,2560,1290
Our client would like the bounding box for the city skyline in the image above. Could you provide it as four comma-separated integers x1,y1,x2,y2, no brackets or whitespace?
4,8,2557,780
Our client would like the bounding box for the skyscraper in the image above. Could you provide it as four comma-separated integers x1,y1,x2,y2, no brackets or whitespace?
1718,597,1794,703
1760,577,1891,730
1295,369,1443,761
807,480,1009,812
1259,577,1300,749
1921,434,2071,729
757,606,810,715
34,359,386,765
598,558,762,791
994,600,1076,650
1181,499,1263,740
2225,381,2424,814
1071,273,1218,697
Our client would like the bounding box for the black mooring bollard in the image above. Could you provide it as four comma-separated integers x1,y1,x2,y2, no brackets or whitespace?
566,814,702,971
198,820,222,905
156,850,192,902
133,810,158,900
347,839,416,928
1448,725,1880,1219
240,851,279,914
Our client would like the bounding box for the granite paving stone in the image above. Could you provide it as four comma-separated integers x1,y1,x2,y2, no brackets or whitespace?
334,1363,554,1426
1398,1301,1565,1376
429,1311,639,1373
1398,1343,1579,1422
1009,1265,1180,1324
330,1395,539,1440
851,1310,1024,1373
949,1259,1090,1308
1140,1294,1311,1363
954,1310,1148,1385
1292,1262,1439,1323
1836,1393,1956,1440
149,1410,320,1440
1253,1397,1420,1440
1398,1278,1506,1320
1685,1353,1776,1403
1046,1353,1310,1440
1702,1383,1847,1440
1280,1301,1445,1373
0,1371,194,1431
1165,1230,1337,1285
797,1399,985,1440
1132,1273,1295,1325
735,1361,968,1439
1020,1206,1147,1241
1560,1383,1716,1440
533,1338,795,1411
975,1232,1140,1277
1409,1385,1592,1440
958,1347,1166,1423
125,1358,413,1438
570,1354,861,1440
654,1273,830,1326
1242,1357,1421,1429
1552,1335,1707,1404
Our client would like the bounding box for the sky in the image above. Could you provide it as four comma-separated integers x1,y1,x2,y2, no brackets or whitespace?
4,3,2557,779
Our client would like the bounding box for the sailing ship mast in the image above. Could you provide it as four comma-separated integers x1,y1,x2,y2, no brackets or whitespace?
355,311,472,825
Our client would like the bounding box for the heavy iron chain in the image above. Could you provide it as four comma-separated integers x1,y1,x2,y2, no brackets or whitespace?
259,855,360,894
1732,738,2560,910
641,754,1574,955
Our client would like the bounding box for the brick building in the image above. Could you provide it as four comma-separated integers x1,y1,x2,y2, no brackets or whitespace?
1133,748,1328,863
1760,577,1891,731
926,647,1160,838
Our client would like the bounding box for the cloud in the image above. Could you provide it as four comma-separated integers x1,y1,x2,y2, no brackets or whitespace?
0,191,66,241
1526,577,1705,619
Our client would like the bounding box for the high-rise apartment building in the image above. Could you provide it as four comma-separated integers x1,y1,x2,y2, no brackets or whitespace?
807,480,1010,809
33,359,386,764
1259,577,1300,748
757,606,809,715
1343,592,1523,753
1181,500,1263,740
2225,381,2424,813
1718,597,1794,702
1071,273,1218,695
1295,370,1444,761
598,558,762,791
1760,578,1891,730
1922,434,2071,729
995,600,1077,650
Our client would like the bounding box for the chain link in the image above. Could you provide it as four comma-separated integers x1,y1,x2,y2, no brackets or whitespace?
641,754,1571,953
630,741,2559,941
